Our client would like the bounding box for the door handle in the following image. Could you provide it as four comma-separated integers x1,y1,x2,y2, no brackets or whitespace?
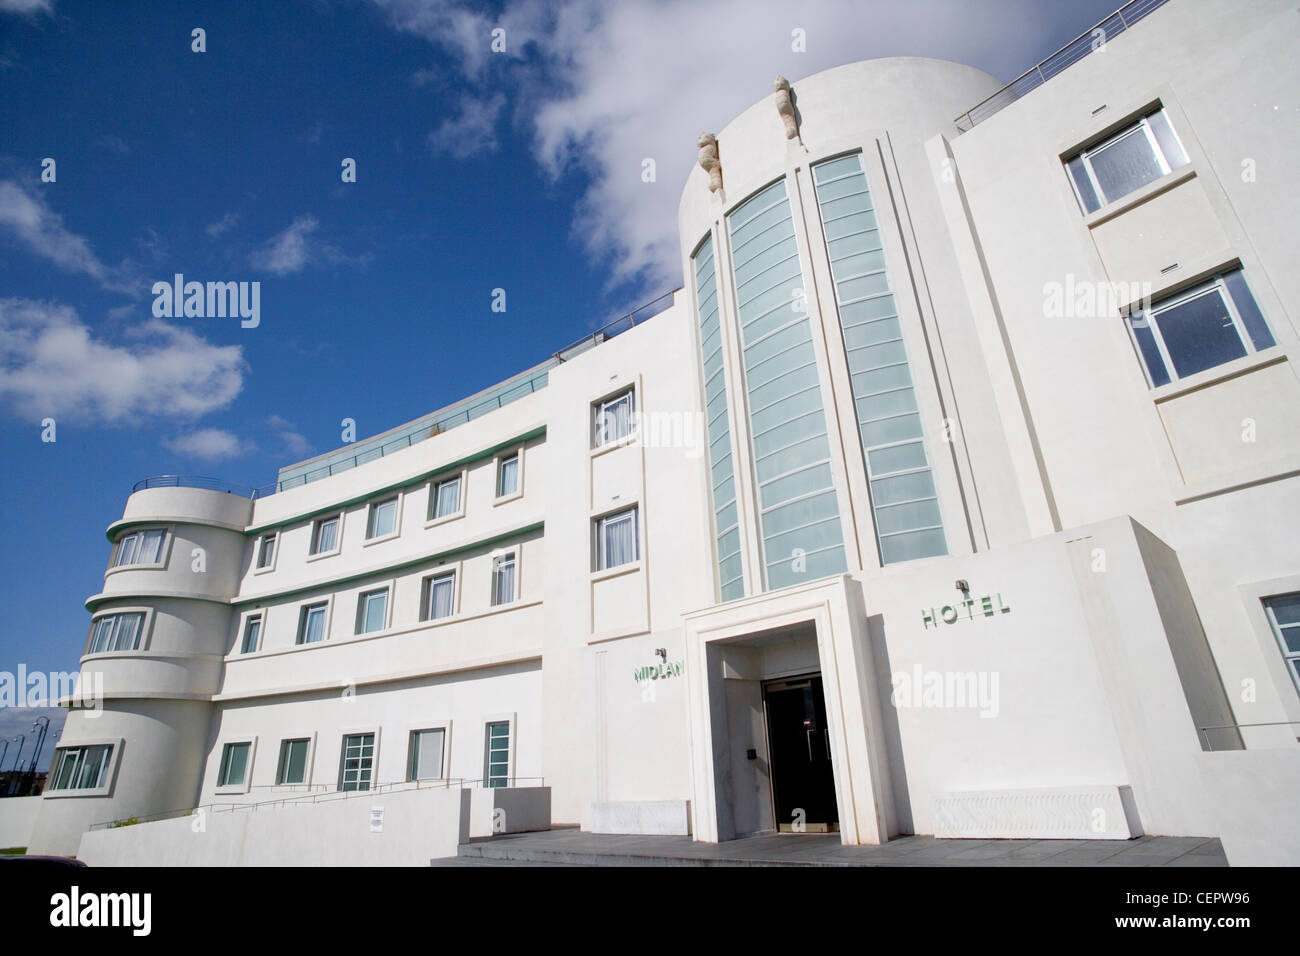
806,729,814,760
824,728,831,759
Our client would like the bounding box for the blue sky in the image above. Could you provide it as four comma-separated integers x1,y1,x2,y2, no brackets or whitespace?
0,0,1124,768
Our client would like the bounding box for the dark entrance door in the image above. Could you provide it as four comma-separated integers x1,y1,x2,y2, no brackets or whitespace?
764,675,839,832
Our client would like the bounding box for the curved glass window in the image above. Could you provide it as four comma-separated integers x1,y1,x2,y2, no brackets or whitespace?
813,154,946,564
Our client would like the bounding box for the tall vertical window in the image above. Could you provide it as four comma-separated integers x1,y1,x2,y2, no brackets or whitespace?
297,602,328,644
356,587,389,634
366,498,398,539
240,614,262,654
595,508,639,571
50,744,112,791
1265,594,1300,698
1124,268,1274,387
217,742,251,788
727,177,847,589
255,533,276,570
409,728,446,782
693,233,745,601
497,453,520,497
111,528,166,568
1065,106,1189,213
87,612,145,654
276,738,310,785
429,475,462,520
491,553,516,606
813,154,947,565
484,722,509,788
593,389,635,447
339,733,375,792
310,515,341,555
422,571,456,621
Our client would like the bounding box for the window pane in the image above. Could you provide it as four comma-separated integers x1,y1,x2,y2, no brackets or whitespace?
301,605,326,643
498,456,519,496
1066,155,1101,213
485,722,509,787
241,617,261,653
598,510,637,570
278,739,308,785
361,591,388,632
1269,594,1300,628
1153,287,1246,379
1222,270,1274,352
1146,109,1188,170
1088,125,1163,203
1126,313,1171,387
138,529,166,564
115,534,139,567
368,500,397,538
595,392,634,446
412,729,445,781
428,574,455,619
78,745,110,789
220,742,249,787
314,518,338,553
434,477,460,518
257,535,275,568
492,555,516,605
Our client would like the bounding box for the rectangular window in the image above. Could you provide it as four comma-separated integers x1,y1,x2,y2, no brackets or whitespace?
356,588,389,634
595,508,639,571
240,615,262,654
111,528,166,568
1125,268,1274,387
366,498,398,539
339,733,375,792
217,742,251,788
491,553,516,606
594,390,635,447
484,722,509,788
255,534,276,570
50,744,112,791
87,612,145,654
1065,106,1189,214
297,602,328,645
409,728,446,782
422,571,456,621
1265,594,1300,698
430,475,461,520
497,454,520,498
310,516,340,555
276,738,310,785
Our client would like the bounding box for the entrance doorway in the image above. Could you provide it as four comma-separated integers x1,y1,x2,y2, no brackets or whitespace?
763,674,839,833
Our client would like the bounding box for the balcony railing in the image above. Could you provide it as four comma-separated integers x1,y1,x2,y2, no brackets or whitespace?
131,475,267,498
953,0,1171,132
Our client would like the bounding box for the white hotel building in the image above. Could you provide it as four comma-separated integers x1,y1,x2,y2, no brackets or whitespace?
23,0,1300,864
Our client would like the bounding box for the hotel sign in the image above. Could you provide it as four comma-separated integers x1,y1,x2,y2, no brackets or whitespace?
921,593,1011,629
634,661,683,683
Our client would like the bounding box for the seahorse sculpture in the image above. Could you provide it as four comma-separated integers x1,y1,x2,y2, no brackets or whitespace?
774,75,799,140
698,132,722,193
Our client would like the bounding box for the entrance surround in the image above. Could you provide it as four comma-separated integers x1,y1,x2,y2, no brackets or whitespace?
683,575,897,845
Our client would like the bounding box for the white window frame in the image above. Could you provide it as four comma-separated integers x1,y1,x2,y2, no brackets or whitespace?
296,597,333,646
593,505,641,573
406,723,451,783
84,607,152,657
45,739,122,798
364,494,403,544
355,584,393,635
307,513,344,560
253,532,279,574
493,446,525,504
490,549,519,607
420,565,461,622
481,714,515,789
238,611,264,655
214,737,257,795
1124,269,1272,387
337,728,380,793
1065,106,1189,214
108,527,170,571
274,733,316,788
426,469,468,527
1264,594,1300,701
592,386,637,450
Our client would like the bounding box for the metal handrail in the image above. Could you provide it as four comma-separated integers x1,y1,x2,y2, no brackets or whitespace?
131,475,264,498
953,0,1170,132
552,287,680,363
88,776,547,830
1198,720,1300,752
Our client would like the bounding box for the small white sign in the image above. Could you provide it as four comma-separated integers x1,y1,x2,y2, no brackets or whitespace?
370,807,384,833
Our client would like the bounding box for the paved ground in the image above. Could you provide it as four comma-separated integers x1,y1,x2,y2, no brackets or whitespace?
434,826,1228,867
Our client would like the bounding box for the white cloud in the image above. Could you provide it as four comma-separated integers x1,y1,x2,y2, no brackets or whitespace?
267,414,312,458
427,93,507,159
206,211,240,238
249,215,318,275
0,0,53,15
163,428,254,461
0,179,110,282
0,298,245,425
370,0,1109,291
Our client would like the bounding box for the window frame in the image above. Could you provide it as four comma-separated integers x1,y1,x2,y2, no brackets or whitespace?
419,566,460,622
108,527,169,571
1264,593,1300,701
364,495,402,544
45,740,120,797
355,584,393,635
84,608,151,657
275,735,315,787
592,386,637,450
482,716,514,789
426,469,468,527
215,737,257,794
295,598,333,646
1064,106,1189,214
1123,267,1274,387
493,446,525,504
337,729,379,793
307,513,344,560
489,549,519,607
407,725,450,783
239,611,264,655
253,532,278,574
593,505,641,574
